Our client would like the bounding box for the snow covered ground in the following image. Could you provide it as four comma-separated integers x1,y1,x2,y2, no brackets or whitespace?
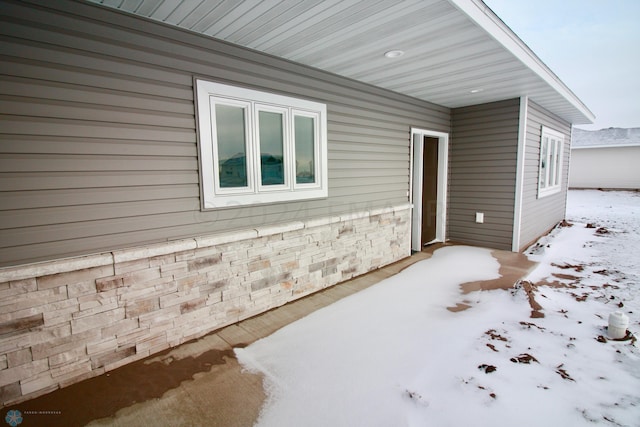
236,190,640,427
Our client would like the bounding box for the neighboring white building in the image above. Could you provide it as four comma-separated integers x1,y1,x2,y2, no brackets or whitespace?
570,128,640,189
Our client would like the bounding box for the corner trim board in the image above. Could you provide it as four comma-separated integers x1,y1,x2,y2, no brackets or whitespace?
512,96,528,252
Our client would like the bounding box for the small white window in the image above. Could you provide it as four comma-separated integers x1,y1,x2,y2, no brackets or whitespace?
537,126,564,198
196,80,328,209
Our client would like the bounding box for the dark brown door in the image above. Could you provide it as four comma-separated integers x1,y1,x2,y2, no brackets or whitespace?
421,137,439,246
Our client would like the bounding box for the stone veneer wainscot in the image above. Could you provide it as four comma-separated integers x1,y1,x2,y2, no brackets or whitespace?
0,204,411,405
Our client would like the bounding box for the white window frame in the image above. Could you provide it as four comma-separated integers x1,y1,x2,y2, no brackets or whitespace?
195,79,328,209
255,104,290,193
210,97,255,196
292,109,322,190
537,126,564,198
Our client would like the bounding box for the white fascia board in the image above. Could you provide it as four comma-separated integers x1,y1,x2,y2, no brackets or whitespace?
449,0,595,125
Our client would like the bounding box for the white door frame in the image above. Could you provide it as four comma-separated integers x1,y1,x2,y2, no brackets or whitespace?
410,128,449,252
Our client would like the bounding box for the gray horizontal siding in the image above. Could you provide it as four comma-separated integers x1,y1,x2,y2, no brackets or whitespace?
0,0,450,266
449,98,520,250
518,100,571,250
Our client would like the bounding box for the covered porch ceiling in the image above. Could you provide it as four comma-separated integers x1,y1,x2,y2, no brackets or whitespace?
88,0,594,125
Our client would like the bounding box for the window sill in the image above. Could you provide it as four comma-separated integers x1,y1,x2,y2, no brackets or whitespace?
202,188,328,210
537,185,561,199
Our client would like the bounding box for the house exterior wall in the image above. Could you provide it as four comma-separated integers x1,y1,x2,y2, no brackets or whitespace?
0,0,450,268
518,100,572,250
449,98,520,250
0,0,449,403
569,145,640,189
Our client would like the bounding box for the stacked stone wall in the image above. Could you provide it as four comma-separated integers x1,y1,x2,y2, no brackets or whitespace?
0,205,411,405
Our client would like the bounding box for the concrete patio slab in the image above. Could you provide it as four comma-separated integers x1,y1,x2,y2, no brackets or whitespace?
2,246,535,426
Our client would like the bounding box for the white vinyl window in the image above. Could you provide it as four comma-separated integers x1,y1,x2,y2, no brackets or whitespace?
196,80,327,209
537,126,564,198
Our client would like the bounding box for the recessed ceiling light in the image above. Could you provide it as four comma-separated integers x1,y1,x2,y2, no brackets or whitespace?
384,50,404,58
470,88,484,93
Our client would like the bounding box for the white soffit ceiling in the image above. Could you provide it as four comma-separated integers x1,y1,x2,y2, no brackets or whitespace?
89,0,594,125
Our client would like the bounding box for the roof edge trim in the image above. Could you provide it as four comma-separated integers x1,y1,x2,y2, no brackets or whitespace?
449,0,595,124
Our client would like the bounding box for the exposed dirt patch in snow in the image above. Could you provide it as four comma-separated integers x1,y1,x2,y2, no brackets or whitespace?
515,280,545,318
510,353,539,364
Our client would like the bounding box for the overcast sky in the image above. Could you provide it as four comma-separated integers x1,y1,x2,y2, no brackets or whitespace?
483,0,640,131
